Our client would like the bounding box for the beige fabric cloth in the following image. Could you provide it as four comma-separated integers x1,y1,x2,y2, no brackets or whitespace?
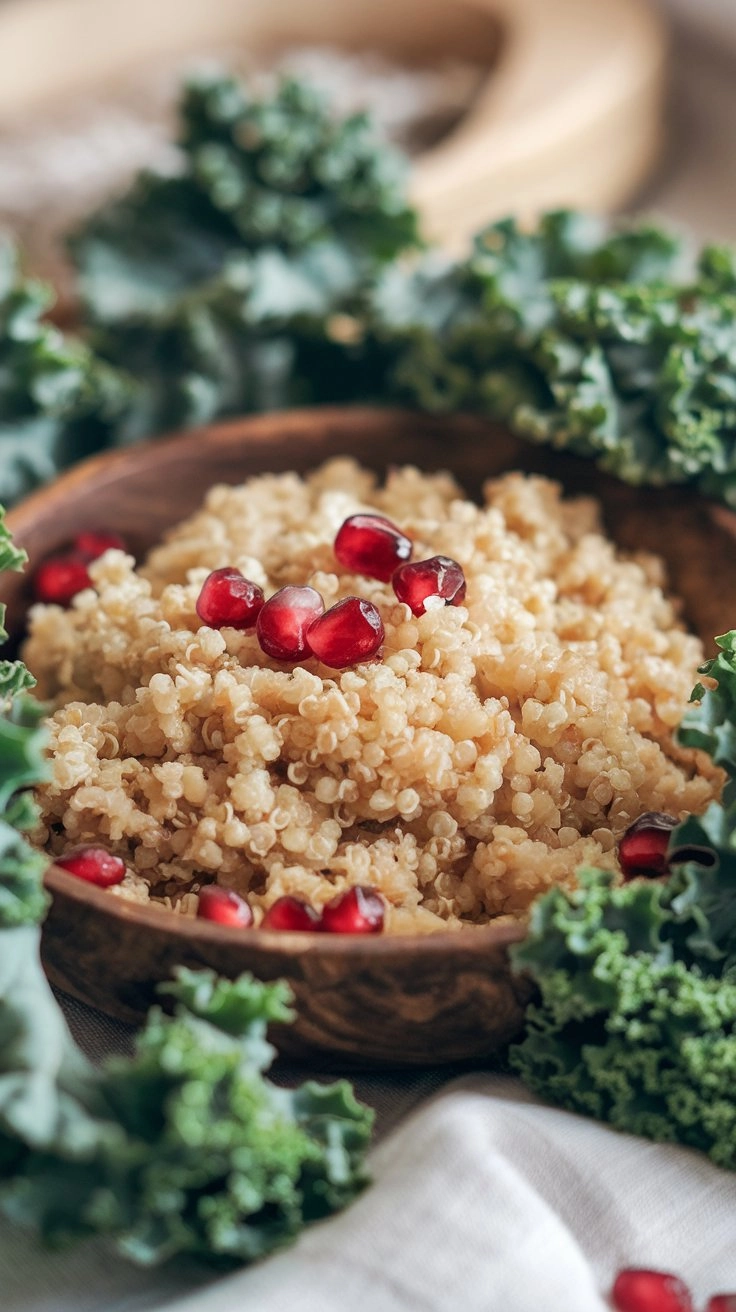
2,1073,735,1312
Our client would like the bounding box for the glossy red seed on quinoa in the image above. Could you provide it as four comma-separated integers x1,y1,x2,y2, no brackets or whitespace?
392,555,466,616
55,845,126,888
256,585,325,662
196,567,264,630
334,513,412,583
321,886,385,934
307,596,384,669
261,896,322,931
73,531,127,562
33,555,92,606
196,885,253,928
618,813,677,879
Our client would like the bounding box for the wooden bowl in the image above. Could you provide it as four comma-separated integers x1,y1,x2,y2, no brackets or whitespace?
4,407,736,1066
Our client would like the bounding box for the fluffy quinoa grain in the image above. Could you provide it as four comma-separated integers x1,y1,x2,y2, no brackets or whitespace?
24,459,721,932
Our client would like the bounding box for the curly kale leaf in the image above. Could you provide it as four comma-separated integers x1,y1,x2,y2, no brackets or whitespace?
0,244,129,504
677,630,736,794
510,630,736,1165
510,868,736,1168
359,211,736,498
66,86,736,502
0,506,48,928
0,505,35,704
2,969,372,1265
69,71,419,436
178,74,418,262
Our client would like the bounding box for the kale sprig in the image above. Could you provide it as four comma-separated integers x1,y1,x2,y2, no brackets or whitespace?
0,246,128,505
510,630,736,1167
360,212,736,497
3,69,736,507
70,72,419,438
0,511,372,1264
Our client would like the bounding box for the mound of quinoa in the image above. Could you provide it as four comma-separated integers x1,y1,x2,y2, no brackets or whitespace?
25,459,720,932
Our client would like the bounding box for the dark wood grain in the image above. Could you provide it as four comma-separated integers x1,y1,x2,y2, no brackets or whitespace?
5,407,736,1066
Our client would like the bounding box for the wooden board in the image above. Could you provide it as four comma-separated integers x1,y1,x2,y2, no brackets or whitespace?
0,0,667,252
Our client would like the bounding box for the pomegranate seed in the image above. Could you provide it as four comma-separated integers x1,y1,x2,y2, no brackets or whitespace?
55,845,126,888
33,554,92,605
334,513,412,582
308,596,384,668
618,813,677,879
73,531,127,562
196,885,253,928
256,585,324,662
196,567,265,630
261,896,322,931
392,555,466,616
321,886,385,934
706,1297,736,1312
611,1269,694,1312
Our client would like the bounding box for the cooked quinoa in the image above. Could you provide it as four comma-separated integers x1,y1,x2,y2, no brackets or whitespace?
25,459,720,932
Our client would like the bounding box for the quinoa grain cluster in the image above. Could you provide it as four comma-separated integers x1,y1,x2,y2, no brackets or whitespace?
24,460,720,932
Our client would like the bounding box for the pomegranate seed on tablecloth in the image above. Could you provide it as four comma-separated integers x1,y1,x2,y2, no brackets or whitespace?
55,845,126,888
618,812,677,879
308,596,384,668
321,886,385,933
611,1268,694,1312
392,555,466,616
196,885,253,928
256,584,325,662
261,896,322,931
334,513,412,582
33,554,92,605
196,567,264,629
706,1297,736,1312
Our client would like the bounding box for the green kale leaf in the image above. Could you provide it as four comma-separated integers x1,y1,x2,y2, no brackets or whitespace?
357,212,736,499
70,71,419,436
510,869,736,1168
510,627,736,1166
0,245,129,505
2,968,372,1265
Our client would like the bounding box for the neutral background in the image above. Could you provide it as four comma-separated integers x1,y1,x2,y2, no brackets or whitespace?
2,1,736,1309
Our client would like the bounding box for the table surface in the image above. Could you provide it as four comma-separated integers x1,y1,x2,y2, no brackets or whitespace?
4,8,736,1312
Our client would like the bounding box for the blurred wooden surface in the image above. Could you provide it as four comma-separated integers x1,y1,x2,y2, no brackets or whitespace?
0,0,667,251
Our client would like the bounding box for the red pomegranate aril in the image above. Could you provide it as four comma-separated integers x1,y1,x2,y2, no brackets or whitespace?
706,1297,736,1312
261,896,322,931
308,596,384,669
618,812,677,879
196,567,265,630
73,530,127,562
321,885,385,934
33,554,92,606
334,513,412,583
196,885,253,928
256,585,324,662
55,845,126,888
611,1269,694,1312
392,555,466,616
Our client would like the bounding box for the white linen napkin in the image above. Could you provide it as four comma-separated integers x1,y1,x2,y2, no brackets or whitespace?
3,1075,735,1312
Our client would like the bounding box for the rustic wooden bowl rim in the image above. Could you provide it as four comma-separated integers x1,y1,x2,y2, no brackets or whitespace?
44,865,526,955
